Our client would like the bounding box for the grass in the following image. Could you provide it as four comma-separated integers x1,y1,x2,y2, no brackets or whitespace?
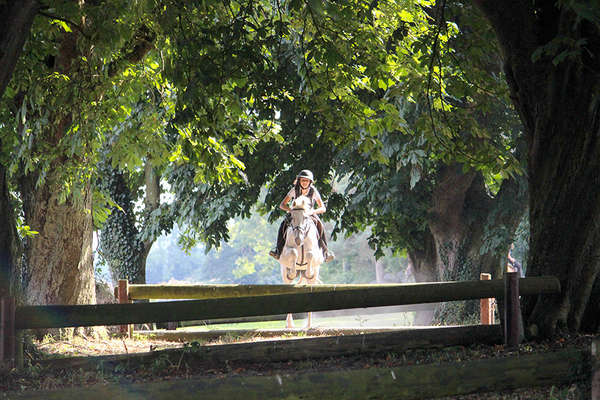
178,311,415,332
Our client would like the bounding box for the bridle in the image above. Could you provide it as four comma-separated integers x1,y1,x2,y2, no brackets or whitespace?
290,208,314,266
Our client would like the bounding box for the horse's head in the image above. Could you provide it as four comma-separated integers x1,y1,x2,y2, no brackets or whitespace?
291,195,312,213
289,196,313,246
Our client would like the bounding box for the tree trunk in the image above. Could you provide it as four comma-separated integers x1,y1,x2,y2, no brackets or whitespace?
16,30,96,305
20,170,97,308
0,0,39,97
140,161,161,282
473,1,600,336
580,276,600,333
408,165,526,324
98,159,159,285
0,2,38,300
0,165,20,298
374,258,384,283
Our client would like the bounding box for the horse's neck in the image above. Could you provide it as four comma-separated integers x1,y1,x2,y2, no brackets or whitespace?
303,223,319,244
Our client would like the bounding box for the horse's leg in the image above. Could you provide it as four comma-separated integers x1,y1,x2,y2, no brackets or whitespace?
280,262,294,284
280,248,298,283
304,263,322,329
281,248,298,328
286,248,298,281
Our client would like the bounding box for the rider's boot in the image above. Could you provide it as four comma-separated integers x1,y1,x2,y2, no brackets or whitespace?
269,249,280,260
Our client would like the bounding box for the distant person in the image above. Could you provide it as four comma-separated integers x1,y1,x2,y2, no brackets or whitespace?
269,169,334,262
507,244,524,277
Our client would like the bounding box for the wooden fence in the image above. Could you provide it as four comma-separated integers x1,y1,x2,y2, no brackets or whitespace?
1,273,558,368
116,273,495,331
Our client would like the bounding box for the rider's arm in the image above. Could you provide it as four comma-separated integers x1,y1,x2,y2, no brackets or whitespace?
507,251,516,264
279,195,293,213
312,197,326,215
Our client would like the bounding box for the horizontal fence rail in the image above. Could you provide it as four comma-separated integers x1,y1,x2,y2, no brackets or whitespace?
127,278,559,300
127,283,438,300
16,277,559,330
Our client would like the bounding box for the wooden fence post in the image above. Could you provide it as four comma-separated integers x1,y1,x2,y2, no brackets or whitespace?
592,338,599,400
503,272,523,348
118,280,131,337
0,297,16,368
480,273,493,325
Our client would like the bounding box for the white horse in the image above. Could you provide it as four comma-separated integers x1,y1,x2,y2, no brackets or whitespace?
278,195,324,328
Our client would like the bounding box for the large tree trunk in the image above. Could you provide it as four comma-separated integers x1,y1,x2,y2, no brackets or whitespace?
15,28,106,337
474,1,600,336
20,170,97,308
408,165,526,325
16,29,100,310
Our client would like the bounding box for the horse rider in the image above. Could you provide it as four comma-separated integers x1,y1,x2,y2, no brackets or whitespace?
269,169,335,263
507,243,524,277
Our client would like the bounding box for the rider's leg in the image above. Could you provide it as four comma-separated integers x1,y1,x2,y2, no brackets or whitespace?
270,216,290,259
313,216,334,262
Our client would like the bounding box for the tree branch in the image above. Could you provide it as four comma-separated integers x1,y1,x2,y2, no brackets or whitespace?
38,10,91,39
107,24,155,78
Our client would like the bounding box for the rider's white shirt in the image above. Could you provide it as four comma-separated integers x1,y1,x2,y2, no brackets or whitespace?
286,186,323,206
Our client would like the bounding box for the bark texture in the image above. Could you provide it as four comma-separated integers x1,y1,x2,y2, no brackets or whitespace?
0,1,38,301
0,0,39,96
20,171,96,307
474,0,600,335
409,165,526,324
0,166,20,298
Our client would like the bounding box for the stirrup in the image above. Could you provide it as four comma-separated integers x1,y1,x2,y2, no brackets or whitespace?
325,251,335,263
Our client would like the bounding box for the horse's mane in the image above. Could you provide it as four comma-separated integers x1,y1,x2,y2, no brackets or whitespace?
291,195,312,211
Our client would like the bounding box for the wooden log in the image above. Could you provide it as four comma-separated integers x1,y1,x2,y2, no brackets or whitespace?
504,272,523,347
15,330,23,369
593,338,599,400
480,273,493,325
117,279,130,336
128,283,424,300
6,297,14,367
179,304,435,328
17,349,588,400
16,277,560,330
0,297,15,368
0,297,5,365
126,277,559,300
0,297,5,364
38,325,502,370
134,327,437,343
178,313,306,327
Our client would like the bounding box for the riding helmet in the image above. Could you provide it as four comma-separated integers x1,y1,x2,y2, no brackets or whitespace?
296,169,314,182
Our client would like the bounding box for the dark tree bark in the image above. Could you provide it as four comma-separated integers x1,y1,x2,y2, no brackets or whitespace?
408,165,527,324
0,166,20,298
0,0,39,97
20,170,96,307
473,0,600,336
0,1,38,300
